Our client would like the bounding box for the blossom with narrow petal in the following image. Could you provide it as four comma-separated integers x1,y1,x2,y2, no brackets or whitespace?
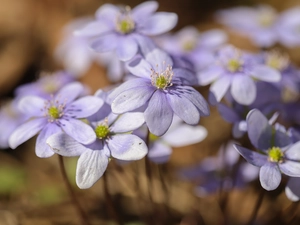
108,48,209,136
234,109,300,191
47,112,147,189
75,1,178,61
9,82,103,158
15,71,75,99
198,45,281,105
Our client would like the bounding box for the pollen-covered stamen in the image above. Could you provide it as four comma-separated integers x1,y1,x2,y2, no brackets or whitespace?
266,50,289,71
150,62,174,90
268,146,284,163
225,49,244,73
43,96,66,122
95,118,110,139
182,40,196,52
116,6,135,34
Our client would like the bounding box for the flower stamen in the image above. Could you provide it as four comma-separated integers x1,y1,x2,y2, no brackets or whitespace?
95,118,110,139
150,62,174,90
268,146,284,163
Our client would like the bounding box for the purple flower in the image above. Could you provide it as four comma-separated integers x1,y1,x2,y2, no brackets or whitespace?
277,7,300,47
158,26,227,70
285,177,300,201
0,99,28,148
47,112,147,189
216,5,279,47
75,1,178,61
9,82,103,158
108,49,209,136
198,45,281,105
15,71,75,99
234,109,300,191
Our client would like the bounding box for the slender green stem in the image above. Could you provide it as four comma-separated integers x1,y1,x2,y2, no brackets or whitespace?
247,189,265,225
58,155,90,225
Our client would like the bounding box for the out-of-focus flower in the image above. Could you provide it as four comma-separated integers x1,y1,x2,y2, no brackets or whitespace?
75,1,178,61
198,45,281,105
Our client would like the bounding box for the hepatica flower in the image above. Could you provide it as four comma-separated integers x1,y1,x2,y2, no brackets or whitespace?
108,49,209,136
75,1,178,61
47,112,147,189
234,109,300,191
9,82,103,158
198,45,281,105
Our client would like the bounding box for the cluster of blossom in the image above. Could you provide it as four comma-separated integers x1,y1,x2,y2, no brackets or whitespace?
1,1,300,207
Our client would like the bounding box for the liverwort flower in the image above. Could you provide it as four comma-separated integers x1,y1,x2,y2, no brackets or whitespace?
234,109,300,191
47,112,147,189
198,45,281,105
216,5,279,47
108,48,209,136
75,1,178,61
158,26,227,70
277,7,300,47
9,82,103,158
15,71,75,99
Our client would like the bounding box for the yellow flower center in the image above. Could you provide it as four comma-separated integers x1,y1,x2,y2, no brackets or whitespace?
268,147,284,163
227,59,242,72
95,125,110,139
151,64,174,90
48,106,60,120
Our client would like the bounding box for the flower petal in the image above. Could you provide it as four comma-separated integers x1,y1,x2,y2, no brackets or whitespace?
35,124,61,158
140,12,178,36
279,160,300,177
285,141,300,160
144,91,173,136
69,96,104,118
217,103,240,123
260,162,281,191
47,132,88,157
177,86,210,116
95,3,119,22
163,124,207,147
116,36,138,61
111,86,155,114
107,78,149,104
285,177,300,201
234,144,268,167
126,57,152,78
246,109,272,150
132,1,158,21
60,119,96,145
197,67,223,86
18,96,45,116
231,75,256,105
210,76,231,102
76,148,109,189
167,91,200,125
110,112,145,133
91,33,118,52
9,118,46,149
108,134,148,160
146,48,173,70
74,21,111,37
250,65,281,82
56,82,84,104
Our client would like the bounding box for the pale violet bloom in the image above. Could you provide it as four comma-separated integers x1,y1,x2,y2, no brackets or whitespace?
15,71,74,99
9,82,103,158
277,7,300,47
216,5,279,47
75,1,178,61
108,49,209,136
146,116,207,163
285,177,300,201
234,109,300,191
47,112,147,189
198,45,281,105
0,99,28,148
159,26,227,70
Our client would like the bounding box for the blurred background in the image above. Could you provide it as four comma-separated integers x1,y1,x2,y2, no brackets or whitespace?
1,0,300,224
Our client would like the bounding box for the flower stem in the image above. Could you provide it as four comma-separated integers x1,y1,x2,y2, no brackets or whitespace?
58,155,90,225
247,189,265,225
